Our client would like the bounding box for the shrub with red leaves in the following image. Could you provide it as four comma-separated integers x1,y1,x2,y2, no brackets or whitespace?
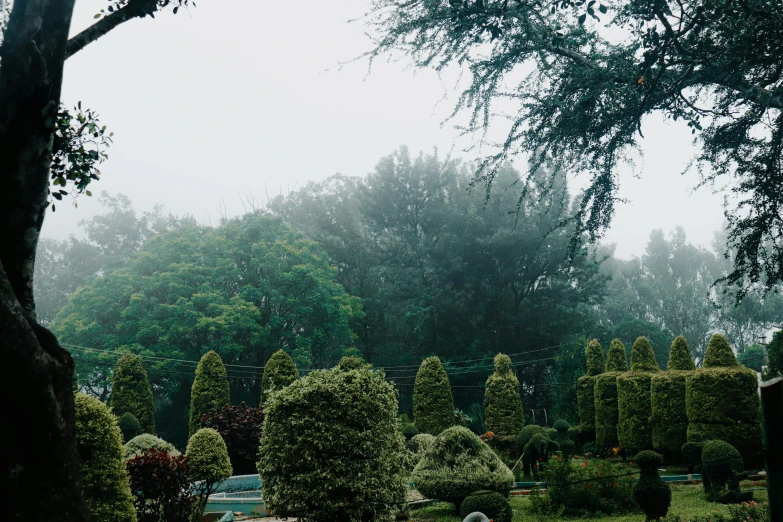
201,402,264,475
126,449,196,522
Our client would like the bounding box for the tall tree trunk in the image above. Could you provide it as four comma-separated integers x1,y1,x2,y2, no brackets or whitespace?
0,1,88,520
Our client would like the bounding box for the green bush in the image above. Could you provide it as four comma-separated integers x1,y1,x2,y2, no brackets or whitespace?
686,337,762,462
763,330,782,379
111,354,156,434
651,336,694,453
553,419,575,456
586,339,606,376
413,356,455,435
118,412,141,442
187,428,233,518
459,491,512,522
484,353,524,437
681,441,705,473
668,335,696,371
577,375,596,440
402,423,419,441
701,440,747,503
74,393,137,522
703,334,740,368
617,337,660,451
258,365,407,522
517,424,547,449
523,433,559,479
412,426,514,514
260,349,298,404
189,351,231,438
407,433,436,469
633,450,671,520
335,355,370,371
124,433,180,459
594,371,621,448
606,338,628,372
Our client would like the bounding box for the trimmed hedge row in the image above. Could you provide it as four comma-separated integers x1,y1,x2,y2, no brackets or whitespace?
594,372,621,447
650,336,695,453
577,375,596,439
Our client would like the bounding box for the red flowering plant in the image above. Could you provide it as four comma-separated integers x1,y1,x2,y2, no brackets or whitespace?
201,402,264,475
126,449,196,522
530,455,638,517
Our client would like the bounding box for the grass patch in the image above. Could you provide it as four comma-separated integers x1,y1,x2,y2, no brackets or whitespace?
409,485,769,522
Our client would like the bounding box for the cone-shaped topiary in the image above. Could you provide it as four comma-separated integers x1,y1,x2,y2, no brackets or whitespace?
187,428,233,516
617,338,660,451
484,353,524,437
703,334,739,368
413,426,514,514
651,337,694,454
414,356,455,435
633,450,672,520
668,336,696,371
110,354,156,434
553,419,575,456
117,412,141,443
189,351,231,438
460,490,512,522
74,393,137,522
586,339,606,376
595,339,627,447
686,343,762,463
260,349,298,404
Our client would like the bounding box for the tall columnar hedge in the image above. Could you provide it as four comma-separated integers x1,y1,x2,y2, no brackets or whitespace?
260,349,298,404
258,365,407,522
414,356,455,435
111,354,156,434
617,337,660,451
577,340,604,441
595,339,627,447
686,334,762,463
484,353,524,437
189,351,231,438
650,336,694,453
74,393,137,522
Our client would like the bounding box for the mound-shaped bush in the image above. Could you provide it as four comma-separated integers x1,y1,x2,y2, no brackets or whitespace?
111,354,156,434
407,433,436,469
413,426,514,514
414,356,455,435
595,339,627,447
74,393,136,522
260,349,299,403
118,412,141,443
633,450,671,520
702,440,748,503
460,491,512,522
484,353,524,437
402,423,419,441
259,365,407,522
124,433,180,460
617,337,659,451
189,351,230,438
517,424,548,449
686,334,762,462
651,336,694,453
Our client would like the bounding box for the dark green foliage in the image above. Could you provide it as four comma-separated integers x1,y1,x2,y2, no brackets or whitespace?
517,424,548,450
187,428,233,518
74,393,136,522
605,339,628,372
586,339,605,376
765,330,783,379
594,371,620,448
189,351,230,438
686,366,762,461
650,370,688,453
739,344,766,372
617,371,654,450
258,365,407,522
402,423,419,441
703,334,739,368
701,440,747,503
484,353,524,437
633,451,671,520
260,349,298,404
630,337,660,372
412,426,514,513
118,412,141,443
523,434,559,479
407,433,436,469
667,336,696,371
577,375,596,439
460,491,512,522
111,354,156,434
681,441,705,473
553,419,575,456
414,356,455,435
335,355,370,371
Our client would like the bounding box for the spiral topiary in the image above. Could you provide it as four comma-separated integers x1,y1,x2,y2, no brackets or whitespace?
413,356,455,435
260,349,298,404
110,354,156,434
484,353,524,437
617,337,659,451
633,450,671,520
595,338,627,447
460,491,512,522
651,336,694,454
189,351,231,438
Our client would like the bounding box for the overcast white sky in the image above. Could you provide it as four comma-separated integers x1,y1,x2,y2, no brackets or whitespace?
44,0,726,259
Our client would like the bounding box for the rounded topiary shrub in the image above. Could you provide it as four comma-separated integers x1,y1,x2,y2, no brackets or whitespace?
617,337,660,451
595,339,627,448
187,428,233,515
258,365,407,522
74,393,136,522
402,423,419,441
407,433,436,469
414,356,456,435
553,419,575,456
118,412,141,443
111,354,156,434
517,424,547,449
459,490,512,522
413,426,514,514
686,334,762,462
484,353,524,437
701,440,747,503
189,350,231,438
260,349,299,403
633,450,671,520
124,433,180,460
651,336,695,454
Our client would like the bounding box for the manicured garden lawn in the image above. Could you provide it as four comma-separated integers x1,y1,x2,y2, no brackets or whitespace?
409,484,769,522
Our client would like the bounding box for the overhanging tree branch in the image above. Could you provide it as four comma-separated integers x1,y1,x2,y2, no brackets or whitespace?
66,2,153,59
